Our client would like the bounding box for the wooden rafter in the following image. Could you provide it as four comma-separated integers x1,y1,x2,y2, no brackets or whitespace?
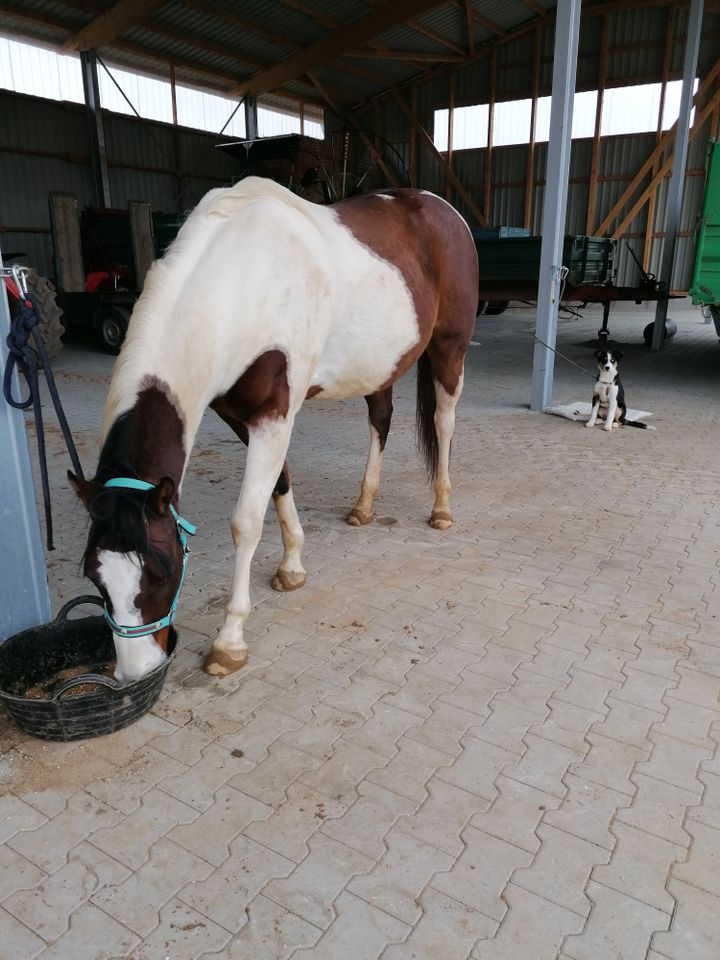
585,13,609,234
464,0,476,55
522,0,546,15
612,81,720,239
179,0,299,51
307,72,400,188
62,0,168,52
391,87,487,225
405,18,466,56
524,24,541,229
644,7,676,267
232,0,447,98
345,50,464,62
596,57,720,236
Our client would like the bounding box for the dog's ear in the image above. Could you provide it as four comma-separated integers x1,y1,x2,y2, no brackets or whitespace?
614,350,623,363
594,350,604,361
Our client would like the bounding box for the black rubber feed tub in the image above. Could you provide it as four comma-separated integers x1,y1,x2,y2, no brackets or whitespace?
0,596,176,742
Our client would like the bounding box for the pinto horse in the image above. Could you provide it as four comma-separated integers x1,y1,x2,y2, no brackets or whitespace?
70,177,479,681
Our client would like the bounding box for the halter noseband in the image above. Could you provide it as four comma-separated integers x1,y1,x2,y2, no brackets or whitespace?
101,478,197,639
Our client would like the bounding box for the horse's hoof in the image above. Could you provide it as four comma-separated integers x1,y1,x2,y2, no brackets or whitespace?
272,570,307,592
348,508,374,526
203,648,248,677
430,511,453,530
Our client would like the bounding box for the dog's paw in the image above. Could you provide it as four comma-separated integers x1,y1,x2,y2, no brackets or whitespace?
585,421,594,428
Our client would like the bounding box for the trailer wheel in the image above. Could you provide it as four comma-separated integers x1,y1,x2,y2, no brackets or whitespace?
484,300,510,316
21,270,65,363
95,305,129,355
710,305,720,338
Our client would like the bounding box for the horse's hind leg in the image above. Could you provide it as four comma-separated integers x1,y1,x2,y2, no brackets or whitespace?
430,371,464,529
212,409,306,594
271,464,307,592
348,387,393,526
418,340,467,530
205,417,295,677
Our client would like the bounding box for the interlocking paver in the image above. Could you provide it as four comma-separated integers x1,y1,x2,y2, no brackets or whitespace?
3,858,100,941
90,837,214,937
396,776,488,856
32,902,140,959
543,773,627,850
0,906,46,960
0,794,47,844
568,731,647,796
201,893,320,958
650,879,720,960
244,781,347,861
263,833,374,929
8,791,122,873
177,834,294,932
382,886,497,960
636,730,712,791
431,826,533,921
592,822,685,913
504,733,582,797
469,774,559,852
166,785,271,866
291,890,409,959
228,741,322,808
129,897,231,958
365,735,453,802
320,781,417,859
297,738,387,805
512,823,610,917
670,819,720,898
436,734,517,801
87,746,189,814
562,880,671,960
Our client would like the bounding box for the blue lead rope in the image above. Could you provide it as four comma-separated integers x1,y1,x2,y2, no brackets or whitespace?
102,478,197,639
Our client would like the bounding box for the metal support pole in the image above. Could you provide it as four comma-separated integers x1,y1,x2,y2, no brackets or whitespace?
244,95,259,142
530,0,582,411
0,251,52,641
80,50,112,208
651,0,703,350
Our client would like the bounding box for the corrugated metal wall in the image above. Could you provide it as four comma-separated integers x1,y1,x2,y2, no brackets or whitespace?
0,89,241,278
350,7,720,293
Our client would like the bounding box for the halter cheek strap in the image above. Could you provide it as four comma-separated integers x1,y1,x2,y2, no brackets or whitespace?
101,478,197,639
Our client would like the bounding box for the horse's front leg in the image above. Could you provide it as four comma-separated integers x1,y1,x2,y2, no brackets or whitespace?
204,418,295,677
348,387,393,526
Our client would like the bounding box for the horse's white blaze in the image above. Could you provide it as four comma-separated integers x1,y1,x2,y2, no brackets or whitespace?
96,549,167,682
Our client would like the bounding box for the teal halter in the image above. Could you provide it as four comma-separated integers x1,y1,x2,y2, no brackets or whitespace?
101,477,197,639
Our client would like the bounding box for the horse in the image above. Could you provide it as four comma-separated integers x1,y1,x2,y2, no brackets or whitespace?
69,176,479,682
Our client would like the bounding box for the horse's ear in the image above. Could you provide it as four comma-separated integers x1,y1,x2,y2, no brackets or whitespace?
149,477,176,516
68,471,98,508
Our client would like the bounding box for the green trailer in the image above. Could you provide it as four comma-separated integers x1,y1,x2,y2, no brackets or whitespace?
689,140,720,337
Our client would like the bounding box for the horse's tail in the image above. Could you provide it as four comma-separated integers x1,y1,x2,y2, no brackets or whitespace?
416,351,438,481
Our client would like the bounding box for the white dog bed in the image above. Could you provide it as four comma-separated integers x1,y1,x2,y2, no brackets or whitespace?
544,401,653,423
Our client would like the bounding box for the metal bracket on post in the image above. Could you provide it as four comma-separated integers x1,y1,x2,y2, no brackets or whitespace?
81,50,112,208
530,0,582,411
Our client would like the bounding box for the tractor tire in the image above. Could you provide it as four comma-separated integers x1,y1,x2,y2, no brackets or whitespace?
25,270,65,363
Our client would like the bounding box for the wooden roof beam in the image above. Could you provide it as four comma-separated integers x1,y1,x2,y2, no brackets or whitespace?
62,0,168,52
344,50,464,62
232,0,448,97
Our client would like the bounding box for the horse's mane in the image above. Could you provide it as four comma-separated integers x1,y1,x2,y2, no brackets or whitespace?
85,414,149,560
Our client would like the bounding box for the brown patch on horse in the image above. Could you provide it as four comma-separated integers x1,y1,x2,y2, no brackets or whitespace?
211,349,290,426
131,379,187,487
334,190,478,395
305,385,323,400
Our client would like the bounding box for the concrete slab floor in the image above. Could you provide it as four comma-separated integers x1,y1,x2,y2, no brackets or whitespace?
1,300,719,959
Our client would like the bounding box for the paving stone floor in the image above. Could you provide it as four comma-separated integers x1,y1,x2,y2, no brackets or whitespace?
2,300,720,959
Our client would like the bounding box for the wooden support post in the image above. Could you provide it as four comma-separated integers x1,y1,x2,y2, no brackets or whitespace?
525,25,542,230
391,88,487,225
484,47,496,224
128,200,154,290
586,14,608,234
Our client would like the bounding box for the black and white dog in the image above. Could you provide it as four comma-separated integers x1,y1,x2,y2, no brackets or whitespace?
586,350,650,431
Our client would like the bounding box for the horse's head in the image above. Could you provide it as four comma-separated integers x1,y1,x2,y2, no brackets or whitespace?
69,472,191,682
